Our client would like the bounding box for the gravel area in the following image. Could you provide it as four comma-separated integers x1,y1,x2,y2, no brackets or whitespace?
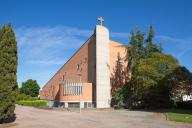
6,105,192,128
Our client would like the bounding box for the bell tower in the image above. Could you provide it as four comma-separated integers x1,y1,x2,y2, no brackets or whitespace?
95,17,111,108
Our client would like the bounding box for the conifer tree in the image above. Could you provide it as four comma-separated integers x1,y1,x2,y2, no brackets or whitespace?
0,24,18,122
146,25,154,48
126,30,145,76
146,25,162,54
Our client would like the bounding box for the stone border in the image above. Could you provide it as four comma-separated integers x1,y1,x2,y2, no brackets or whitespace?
0,122,17,128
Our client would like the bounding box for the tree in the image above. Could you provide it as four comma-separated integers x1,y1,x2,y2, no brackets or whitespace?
113,86,126,108
113,25,191,109
128,53,179,108
20,79,40,97
145,25,162,54
111,53,127,96
146,25,154,48
0,24,18,122
161,67,192,102
126,30,145,76
124,26,185,109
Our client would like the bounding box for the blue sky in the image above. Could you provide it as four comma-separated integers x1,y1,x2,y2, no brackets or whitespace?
0,0,191,88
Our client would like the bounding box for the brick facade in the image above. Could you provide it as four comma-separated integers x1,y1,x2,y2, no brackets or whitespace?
40,26,127,108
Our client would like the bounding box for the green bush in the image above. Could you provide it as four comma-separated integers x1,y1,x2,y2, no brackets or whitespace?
17,93,39,101
113,86,126,109
16,100,48,107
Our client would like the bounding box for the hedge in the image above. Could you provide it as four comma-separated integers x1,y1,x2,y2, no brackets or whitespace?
17,93,39,101
16,100,48,107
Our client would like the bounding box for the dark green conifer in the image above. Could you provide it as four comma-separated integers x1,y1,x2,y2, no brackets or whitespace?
0,24,18,122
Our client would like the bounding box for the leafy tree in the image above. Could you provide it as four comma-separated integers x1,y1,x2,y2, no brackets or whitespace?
126,27,160,74
20,79,40,97
123,25,189,109
161,67,192,102
0,24,18,122
124,26,179,109
113,25,192,109
128,53,179,108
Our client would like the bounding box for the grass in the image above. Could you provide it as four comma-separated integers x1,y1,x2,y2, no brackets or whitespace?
16,100,48,108
165,109,192,123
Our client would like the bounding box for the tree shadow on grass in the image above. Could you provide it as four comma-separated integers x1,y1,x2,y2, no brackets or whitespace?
160,109,192,115
126,108,192,115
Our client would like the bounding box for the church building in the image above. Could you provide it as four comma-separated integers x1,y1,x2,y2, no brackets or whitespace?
40,17,127,108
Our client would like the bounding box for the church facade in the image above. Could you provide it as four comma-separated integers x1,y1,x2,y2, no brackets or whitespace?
40,20,127,108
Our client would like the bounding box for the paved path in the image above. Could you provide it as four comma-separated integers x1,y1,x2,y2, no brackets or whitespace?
8,105,192,128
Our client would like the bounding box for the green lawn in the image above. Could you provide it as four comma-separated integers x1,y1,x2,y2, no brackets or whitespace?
17,100,48,108
165,109,192,123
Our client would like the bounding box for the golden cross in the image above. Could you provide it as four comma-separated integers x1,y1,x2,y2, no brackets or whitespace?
97,17,104,26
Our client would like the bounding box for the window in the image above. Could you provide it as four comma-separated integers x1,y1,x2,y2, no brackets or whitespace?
62,75,65,81
77,64,80,70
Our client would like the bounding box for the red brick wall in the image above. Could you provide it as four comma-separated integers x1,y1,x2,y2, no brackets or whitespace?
40,35,96,101
40,36,127,102
59,83,92,101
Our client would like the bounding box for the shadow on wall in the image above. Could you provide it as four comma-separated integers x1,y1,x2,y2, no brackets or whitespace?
110,53,129,97
44,84,62,107
40,84,61,107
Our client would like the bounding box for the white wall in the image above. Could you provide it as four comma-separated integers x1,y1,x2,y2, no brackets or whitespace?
95,25,111,108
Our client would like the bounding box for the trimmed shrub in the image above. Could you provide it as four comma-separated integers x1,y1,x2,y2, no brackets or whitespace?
16,100,47,107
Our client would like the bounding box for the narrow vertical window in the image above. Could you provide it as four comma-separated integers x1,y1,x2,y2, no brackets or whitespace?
77,64,80,70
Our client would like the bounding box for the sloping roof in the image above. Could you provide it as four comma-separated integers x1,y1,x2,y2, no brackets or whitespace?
109,40,126,47
42,38,124,89
42,34,94,89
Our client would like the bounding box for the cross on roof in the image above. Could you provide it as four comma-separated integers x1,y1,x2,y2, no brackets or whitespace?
97,17,104,26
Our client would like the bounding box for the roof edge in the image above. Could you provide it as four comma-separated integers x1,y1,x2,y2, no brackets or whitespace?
42,34,95,89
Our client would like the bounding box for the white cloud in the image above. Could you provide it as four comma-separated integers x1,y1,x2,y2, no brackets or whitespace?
27,60,66,65
16,26,93,66
15,26,191,67
156,35,190,45
155,35,192,58
15,26,131,87
16,26,94,87
15,26,192,87
15,26,130,66
111,32,129,38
